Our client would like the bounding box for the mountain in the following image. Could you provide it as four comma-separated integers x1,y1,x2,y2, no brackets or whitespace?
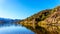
18,6,60,34
0,18,20,25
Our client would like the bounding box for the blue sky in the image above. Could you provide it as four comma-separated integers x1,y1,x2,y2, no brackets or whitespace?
0,0,60,19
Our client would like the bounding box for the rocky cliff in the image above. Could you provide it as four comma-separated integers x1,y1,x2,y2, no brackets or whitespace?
18,6,60,34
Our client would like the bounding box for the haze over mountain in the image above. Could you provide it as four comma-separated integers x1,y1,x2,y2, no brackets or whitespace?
0,18,20,27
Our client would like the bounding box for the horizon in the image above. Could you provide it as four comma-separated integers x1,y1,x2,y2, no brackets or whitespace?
0,0,60,19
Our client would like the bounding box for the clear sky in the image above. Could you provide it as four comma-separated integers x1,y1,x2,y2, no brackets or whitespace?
0,0,60,19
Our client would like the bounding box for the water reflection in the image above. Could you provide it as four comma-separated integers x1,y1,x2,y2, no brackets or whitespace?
1,23,60,34
24,24,60,34
0,24,35,34
24,26,50,34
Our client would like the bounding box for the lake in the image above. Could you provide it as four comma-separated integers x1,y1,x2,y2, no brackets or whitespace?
0,24,35,34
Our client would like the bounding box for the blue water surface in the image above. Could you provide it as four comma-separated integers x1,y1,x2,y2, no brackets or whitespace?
0,25,34,34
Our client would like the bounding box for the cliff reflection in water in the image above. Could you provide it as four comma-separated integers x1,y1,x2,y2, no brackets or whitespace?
23,25,49,34
22,23,60,34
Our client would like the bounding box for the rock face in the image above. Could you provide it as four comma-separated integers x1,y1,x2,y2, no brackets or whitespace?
43,7,60,33
38,6,60,34
18,6,60,34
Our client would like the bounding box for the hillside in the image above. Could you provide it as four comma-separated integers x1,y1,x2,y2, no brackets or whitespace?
18,6,60,34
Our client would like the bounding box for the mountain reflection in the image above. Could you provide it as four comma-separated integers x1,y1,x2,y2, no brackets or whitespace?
23,24,60,34
0,24,34,34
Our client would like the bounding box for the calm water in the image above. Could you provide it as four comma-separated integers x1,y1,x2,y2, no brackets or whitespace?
0,24,35,34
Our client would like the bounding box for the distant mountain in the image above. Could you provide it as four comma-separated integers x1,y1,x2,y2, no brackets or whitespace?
18,6,60,34
0,18,20,24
